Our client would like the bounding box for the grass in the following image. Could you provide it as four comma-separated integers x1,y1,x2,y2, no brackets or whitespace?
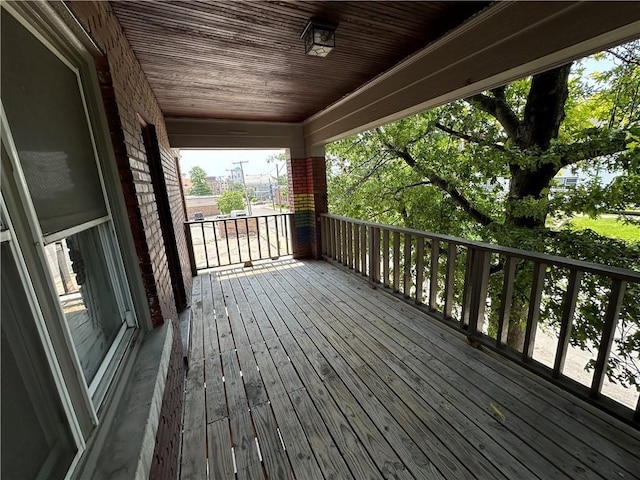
565,216,640,243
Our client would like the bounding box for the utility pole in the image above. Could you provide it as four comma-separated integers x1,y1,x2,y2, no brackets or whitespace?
275,163,282,213
232,160,252,215
269,179,276,210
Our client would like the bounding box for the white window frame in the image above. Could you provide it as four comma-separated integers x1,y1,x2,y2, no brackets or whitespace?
1,3,138,416
1,198,86,480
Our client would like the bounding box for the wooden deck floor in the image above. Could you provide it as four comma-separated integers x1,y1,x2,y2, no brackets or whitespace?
180,259,640,480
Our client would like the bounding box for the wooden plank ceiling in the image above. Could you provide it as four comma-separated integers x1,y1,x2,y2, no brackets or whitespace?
111,1,490,122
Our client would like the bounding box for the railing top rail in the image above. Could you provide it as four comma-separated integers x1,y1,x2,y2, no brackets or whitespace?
321,213,640,282
185,212,293,225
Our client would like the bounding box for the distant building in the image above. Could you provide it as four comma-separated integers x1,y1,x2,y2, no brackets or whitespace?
182,177,193,191
184,195,220,219
229,166,243,185
206,176,231,195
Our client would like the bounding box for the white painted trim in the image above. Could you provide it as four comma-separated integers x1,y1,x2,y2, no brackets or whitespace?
43,216,111,245
4,4,117,230
0,198,87,459
303,1,522,125
166,117,306,157
1,102,99,426
88,323,131,401
303,2,640,145
0,105,47,245
2,2,81,76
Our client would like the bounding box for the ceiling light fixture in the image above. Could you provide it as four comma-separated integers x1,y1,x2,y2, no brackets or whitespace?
300,18,337,57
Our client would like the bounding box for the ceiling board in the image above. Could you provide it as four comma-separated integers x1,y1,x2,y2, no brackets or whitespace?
111,1,489,122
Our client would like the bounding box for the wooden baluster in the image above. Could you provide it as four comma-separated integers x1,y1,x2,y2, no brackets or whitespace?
553,270,582,377
443,242,457,319
460,248,475,329
403,233,412,297
382,229,390,286
360,224,367,276
522,262,547,362
332,218,338,261
369,226,380,284
496,256,516,347
590,279,627,398
336,219,342,262
429,239,440,310
353,224,360,272
346,222,353,268
415,236,425,305
468,250,490,336
340,220,349,266
392,231,401,293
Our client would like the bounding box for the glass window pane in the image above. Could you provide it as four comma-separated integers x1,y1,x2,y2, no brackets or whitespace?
1,12,107,236
1,243,76,479
45,225,124,383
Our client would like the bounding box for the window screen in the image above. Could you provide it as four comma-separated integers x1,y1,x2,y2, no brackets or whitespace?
1,12,107,237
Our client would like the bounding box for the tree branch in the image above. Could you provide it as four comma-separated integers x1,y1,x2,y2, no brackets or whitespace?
434,122,506,151
466,91,521,140
521,63,572,149
605,48,640,66
558,130,629,168
391,181,432,195
380,139,495,226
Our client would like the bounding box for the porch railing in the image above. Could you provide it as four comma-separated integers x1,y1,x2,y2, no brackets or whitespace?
185,214,294,271
320,213,640,426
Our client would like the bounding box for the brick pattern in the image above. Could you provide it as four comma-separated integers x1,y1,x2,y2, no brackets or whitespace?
67,3,189,478
288,156,328,258
148,329,184,480
69,1,192,326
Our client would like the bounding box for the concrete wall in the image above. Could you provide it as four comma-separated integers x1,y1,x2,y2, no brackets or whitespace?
185,195,220,219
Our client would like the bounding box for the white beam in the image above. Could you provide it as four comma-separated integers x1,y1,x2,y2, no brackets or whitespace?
303,1,640,146
166,118,306,157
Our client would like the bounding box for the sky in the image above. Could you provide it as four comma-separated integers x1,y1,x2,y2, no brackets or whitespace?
179,149,286,178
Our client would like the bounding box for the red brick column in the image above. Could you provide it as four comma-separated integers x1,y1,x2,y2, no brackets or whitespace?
288,156,327,259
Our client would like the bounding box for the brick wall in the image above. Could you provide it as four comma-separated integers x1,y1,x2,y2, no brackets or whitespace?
67,2,189,478
69,1,192,327
288,156,328,258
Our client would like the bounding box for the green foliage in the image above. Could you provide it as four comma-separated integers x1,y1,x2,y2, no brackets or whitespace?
217,190,245,214
327,41,640,389
565,216,640,242
188,166,213,196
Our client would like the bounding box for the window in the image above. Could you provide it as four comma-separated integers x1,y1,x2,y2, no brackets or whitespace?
1,207,80,480
1,3,136,419
43,226,128,385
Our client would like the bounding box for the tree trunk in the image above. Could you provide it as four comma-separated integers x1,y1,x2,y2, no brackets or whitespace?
505,163,559,228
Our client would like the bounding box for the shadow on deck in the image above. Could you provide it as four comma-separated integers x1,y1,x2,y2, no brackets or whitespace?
180,259,639,480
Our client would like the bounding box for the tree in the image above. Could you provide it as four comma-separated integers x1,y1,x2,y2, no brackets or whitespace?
188,166,213,196
267,153,289,202
327,42,640,387
217,190,245,214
